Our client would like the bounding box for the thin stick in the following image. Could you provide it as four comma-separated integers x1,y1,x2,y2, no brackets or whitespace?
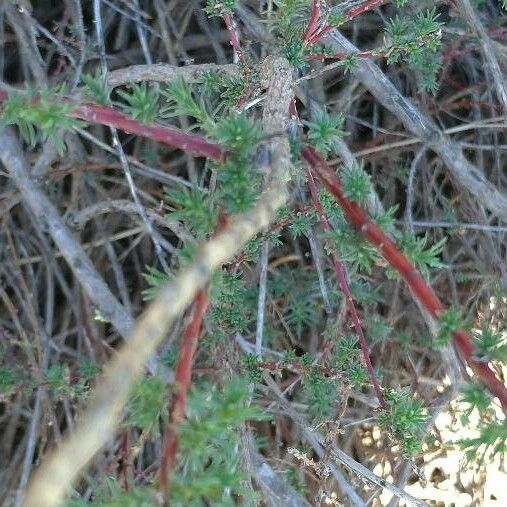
255,242,270,359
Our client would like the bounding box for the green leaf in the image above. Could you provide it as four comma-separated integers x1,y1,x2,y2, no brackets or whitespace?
434,308,466,349
213,113,261,158
125,376,167,438
378,388,428,455
162,77,214,131
0,85,80,154
142,265,171,301
341,164,372,205
399,232,446,279
81,69,110,105
474,328,507,362
117,82,159,123
165,185,217,236
304,107,347,155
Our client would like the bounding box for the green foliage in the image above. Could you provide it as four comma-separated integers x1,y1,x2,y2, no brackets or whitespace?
203,0,237,17
200,71,251,110
374,205,399,236
474,328,507,363
302,362,339,420
348,362,369,388
457,420,507,468
304,108,346,155
81,70,110,105
378,388,428,456
46,364,72,398
286,292,318,338
284,39,308,69
434,308,465,349
125,376,167,438
319,188,345,224
341,165,372,205
142,265,171,301
242,353,263,383
328,228,380,274
64,479,155,507
170,379,265,505
210,270,252,334
0,84,79,154
273,0,309,40
459,385,493,423
0,366,20,395
212,114,262,213
165,185,216,237
399,232,446,279
334,335,360,369
79,358,101,381
328,11,346,28
342,54,359,74
216,152,260,214
272,0,312,68
162,77,214,131
213,113,260,157
117,83,159,123
289,211,314,239
384,8,443,93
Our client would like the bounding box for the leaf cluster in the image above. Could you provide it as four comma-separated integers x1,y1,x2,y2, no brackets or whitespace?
434,307,466,349
0,84,79,154
117,82,159,124
377,388,428,456
304,107,346,156
384,8,444,93
170,379,265,505
124,375,167,438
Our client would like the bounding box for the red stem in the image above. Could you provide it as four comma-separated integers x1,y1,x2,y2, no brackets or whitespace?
305,166,386,408
306,24,334,45
159,213,228,498
301,145,507,409
302,0,322,45
304,0,389,46
222,13,245,63
71,102,227,162
160,289,209,497
344,0,388,22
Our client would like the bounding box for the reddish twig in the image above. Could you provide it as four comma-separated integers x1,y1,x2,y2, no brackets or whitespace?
302,0,322,45
305,166,386,409
306,24,334,44
222,12,245,63
301,145,507,409
344,0,388,22
159,213,229,499
71,103,227,162
160,289,209,498
304,0,390,46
